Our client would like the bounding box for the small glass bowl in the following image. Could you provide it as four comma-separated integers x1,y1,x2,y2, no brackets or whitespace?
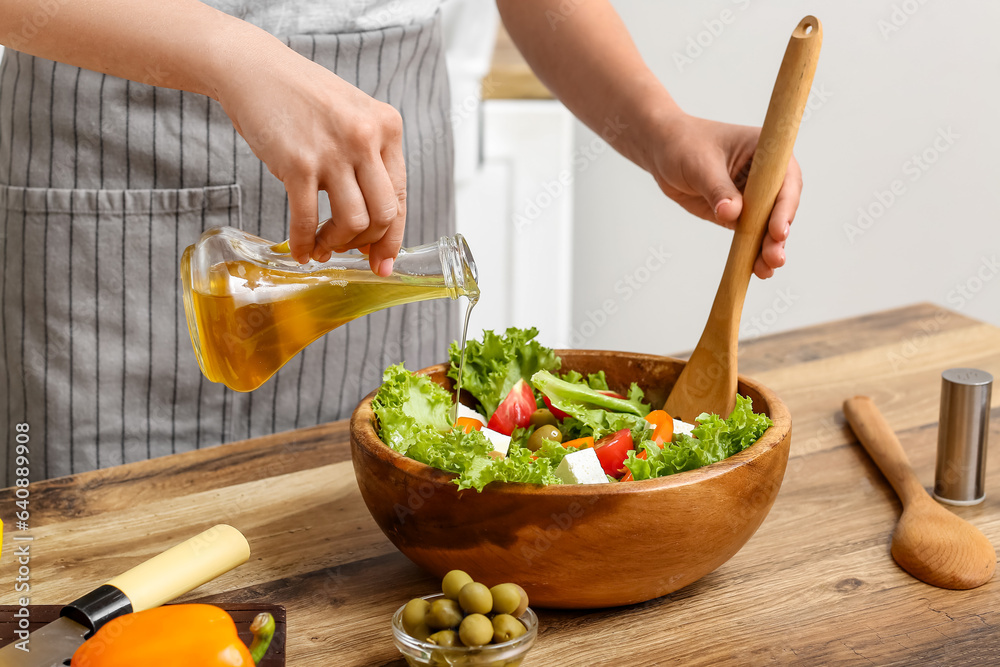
391,593,539,666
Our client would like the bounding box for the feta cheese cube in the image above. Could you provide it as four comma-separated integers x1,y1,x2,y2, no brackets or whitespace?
673,418,695,437
482,428,510,457
554,448,609,485
646,418,696,438
456,403,487,426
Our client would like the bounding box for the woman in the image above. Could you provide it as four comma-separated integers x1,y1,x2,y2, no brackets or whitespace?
0,0,800,484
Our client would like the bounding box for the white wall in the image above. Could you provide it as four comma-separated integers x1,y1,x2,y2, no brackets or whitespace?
567,1,1000,356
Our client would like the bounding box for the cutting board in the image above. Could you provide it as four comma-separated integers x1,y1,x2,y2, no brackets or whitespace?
0,604,286,665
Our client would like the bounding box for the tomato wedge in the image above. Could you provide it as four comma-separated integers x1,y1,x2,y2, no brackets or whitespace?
594,428,634,479
486,379,536,436
541,395,569,421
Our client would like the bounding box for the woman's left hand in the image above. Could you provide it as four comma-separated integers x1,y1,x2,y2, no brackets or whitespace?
648,112,802,280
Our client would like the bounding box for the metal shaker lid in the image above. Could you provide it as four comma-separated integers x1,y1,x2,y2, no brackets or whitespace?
942,368,993,387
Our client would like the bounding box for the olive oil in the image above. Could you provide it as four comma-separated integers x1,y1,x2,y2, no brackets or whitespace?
181,228,480,394
452,291,479,421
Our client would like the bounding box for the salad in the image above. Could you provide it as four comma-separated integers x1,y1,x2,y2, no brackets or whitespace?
371,327,772,492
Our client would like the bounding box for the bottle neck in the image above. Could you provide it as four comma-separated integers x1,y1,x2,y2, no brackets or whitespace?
439,234,480,301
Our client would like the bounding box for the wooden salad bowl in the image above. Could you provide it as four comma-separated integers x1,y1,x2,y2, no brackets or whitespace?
350,350,792,609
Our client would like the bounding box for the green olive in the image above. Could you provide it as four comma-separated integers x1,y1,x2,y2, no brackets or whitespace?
442,570,474,600
427,629,461,647
529,408,558,428
402,598,431,634
458,581,493,615
492,614,527,643
527,425,562,452
489,583,523,615
458,613,494,647
426,598,463,629
509,584,529,617
408,622,432,642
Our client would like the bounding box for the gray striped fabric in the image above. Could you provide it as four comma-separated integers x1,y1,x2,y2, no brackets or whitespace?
0,14,456,484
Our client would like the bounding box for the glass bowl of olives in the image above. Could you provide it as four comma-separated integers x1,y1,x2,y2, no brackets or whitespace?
391,570,538,666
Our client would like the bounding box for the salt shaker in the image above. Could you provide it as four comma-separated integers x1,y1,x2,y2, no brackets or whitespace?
933,368,992,505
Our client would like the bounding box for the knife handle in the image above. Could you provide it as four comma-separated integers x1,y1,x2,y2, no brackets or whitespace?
62,524,250,634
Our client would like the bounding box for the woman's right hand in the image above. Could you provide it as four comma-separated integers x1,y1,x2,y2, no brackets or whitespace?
214,30,406,275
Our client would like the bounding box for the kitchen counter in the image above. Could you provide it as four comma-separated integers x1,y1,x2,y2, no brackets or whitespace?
2,303,998,665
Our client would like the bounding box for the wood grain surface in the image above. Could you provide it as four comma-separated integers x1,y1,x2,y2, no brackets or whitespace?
1,303,997,666
0,604,287,665
843,395,996,589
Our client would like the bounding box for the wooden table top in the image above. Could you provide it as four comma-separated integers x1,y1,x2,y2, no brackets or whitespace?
2,303,998,665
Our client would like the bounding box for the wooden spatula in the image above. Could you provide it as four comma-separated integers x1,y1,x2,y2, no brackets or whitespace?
844,396,996,589
665,16,822,422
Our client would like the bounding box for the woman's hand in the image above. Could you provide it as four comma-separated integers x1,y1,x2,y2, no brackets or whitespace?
215,33,406,275
647,112,802,280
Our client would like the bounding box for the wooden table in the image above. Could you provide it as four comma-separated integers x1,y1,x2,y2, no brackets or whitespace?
2,303,998,665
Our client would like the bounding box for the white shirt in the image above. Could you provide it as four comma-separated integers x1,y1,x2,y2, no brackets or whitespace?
209,0,446,35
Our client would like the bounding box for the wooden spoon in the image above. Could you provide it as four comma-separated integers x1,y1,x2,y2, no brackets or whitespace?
665,16,822,422
843,395,996,589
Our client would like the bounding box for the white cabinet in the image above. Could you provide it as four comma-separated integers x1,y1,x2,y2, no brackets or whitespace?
454,100,576,348
443,0,576,348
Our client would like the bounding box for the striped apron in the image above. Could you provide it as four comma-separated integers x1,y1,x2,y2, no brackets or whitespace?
0,14,456,484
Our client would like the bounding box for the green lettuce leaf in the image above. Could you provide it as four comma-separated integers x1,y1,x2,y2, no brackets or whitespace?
456,444,563,491
373,363,562,491
558,369,610,391
531,370,648,417
372,364,454,453
623,395,772,480
448,327,560,417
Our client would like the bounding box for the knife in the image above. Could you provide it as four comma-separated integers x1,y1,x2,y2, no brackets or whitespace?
0,524,251,667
